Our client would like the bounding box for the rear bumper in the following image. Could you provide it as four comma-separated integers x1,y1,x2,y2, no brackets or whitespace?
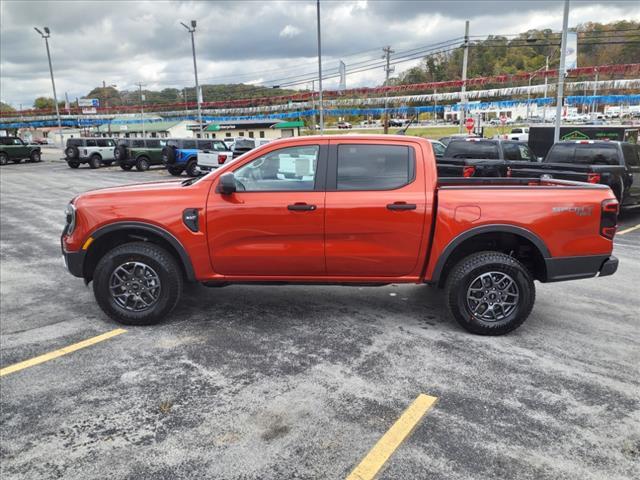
544,255,618,282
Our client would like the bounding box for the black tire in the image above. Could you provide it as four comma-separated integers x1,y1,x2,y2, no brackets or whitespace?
30,150,42,162
120,163,133,171
162,146,176,165
0,153,8,166
114,144,127,162
136,156,150,171
89,154,102,169
185,159,199,177
167,165,183,176
66,145,79,160
93,242,183,326
68,161,80,169
445,251,535,335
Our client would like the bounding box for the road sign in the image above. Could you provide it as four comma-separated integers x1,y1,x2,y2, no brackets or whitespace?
465,117,475,132
78,98,99,107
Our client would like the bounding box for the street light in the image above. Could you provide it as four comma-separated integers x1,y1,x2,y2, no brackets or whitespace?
34,26,63,147
181,20,203,136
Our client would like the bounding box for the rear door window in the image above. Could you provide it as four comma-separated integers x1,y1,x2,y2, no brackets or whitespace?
621,143,639,167
503,142,534,161
132,140,145,148
575,145,619,165
336,144,414,191
146,139,161,148
182,140,197,149
213,141,229,151
198,140,213,150
444,141,499,159
85,139,97,147
545,143,575,163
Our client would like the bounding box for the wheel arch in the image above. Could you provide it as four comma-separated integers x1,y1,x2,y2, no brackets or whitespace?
83,221,196,283
431,224,550,287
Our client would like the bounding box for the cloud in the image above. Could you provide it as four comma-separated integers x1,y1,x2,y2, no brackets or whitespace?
0,0,637,107
279,24,302,38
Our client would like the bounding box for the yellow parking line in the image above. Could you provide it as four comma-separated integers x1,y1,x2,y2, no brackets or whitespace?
617,224,640,235
346,393,438,480
0,328,127,377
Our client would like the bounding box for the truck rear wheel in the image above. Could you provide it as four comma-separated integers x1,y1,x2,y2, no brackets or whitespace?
93,242,183,326
444,251,535,335
167,165,183,176
30,151,42,162
120,164,133,171
0,153,8,165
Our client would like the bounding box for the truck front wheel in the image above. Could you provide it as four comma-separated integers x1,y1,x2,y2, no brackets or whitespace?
93,242,183,326
445,251,535,335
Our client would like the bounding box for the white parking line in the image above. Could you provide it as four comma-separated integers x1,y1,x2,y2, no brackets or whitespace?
617,224,640,235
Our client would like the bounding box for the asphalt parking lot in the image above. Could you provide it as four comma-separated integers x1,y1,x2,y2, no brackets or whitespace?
1,153,639,480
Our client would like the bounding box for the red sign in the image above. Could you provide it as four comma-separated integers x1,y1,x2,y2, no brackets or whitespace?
465,118,475,132
500,115,507,125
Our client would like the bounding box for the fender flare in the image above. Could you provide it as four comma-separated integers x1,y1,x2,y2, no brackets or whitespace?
89,221,196,281
430,224,551,283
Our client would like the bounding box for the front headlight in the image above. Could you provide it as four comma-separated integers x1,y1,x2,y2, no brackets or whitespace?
65,203,76,235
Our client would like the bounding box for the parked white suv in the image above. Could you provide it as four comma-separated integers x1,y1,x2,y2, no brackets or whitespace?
507,127,529,142
65,138,117,169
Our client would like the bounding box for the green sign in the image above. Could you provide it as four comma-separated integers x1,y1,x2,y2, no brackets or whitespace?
561,130,590,140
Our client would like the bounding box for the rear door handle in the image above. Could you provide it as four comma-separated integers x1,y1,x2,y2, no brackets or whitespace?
387,202,416,210
288,203,317,211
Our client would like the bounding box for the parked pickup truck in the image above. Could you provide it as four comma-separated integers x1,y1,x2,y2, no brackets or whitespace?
61,135,619,335
197,140,234,172
509,140,640,209
437,138,537,177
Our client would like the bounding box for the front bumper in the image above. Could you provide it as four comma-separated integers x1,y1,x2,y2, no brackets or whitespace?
544,255,618,282
62,248,85,278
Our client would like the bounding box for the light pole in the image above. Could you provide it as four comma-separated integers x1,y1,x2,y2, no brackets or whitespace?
554,0,570,143
181,20,203,136
34,27,63,147
316,0,324,134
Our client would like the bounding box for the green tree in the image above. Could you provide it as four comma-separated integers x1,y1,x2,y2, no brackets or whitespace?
0,101,16,113
33,97,56,109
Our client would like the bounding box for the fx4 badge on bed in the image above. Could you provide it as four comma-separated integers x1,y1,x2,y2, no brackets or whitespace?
552,206,594,216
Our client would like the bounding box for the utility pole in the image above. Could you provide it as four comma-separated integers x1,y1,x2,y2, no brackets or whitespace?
181,20,203,135
311,80,317,130
382,45,394,134
316,0,324,133
542,55,549,122
34,27,63,147
554,0,570,143
136,82,146,138
592,68,599,116
459,20,470,133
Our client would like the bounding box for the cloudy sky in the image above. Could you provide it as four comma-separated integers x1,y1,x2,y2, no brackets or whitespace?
1,0,638,108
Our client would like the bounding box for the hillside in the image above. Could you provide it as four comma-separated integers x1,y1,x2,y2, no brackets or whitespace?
390,20,639,85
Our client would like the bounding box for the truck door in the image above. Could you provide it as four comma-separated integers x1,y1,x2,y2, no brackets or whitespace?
324,141,430,277
621,143,640,203
207,141,328,276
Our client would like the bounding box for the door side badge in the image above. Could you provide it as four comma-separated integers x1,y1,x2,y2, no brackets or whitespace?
183,208,200,232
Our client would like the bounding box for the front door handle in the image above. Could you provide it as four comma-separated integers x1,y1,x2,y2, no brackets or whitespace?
288,203,317,211
387,202,416,211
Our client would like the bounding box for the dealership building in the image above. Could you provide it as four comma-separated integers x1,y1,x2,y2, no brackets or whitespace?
197,119,304,140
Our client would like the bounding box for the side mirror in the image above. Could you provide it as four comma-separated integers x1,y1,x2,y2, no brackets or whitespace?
217,172,237,195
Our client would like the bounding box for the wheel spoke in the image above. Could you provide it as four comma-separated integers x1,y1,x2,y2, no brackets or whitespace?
466,271,520,323
109,261,161,312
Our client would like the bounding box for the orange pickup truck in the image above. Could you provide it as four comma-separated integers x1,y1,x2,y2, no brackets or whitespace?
62,135,619,335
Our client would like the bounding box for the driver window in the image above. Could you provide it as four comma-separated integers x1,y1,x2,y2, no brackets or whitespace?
233,145,319,192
